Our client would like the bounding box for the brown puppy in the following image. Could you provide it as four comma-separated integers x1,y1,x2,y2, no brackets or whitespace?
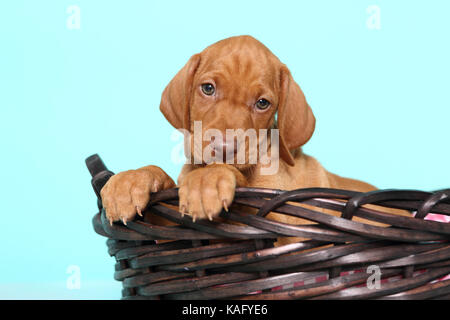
101,35,404,244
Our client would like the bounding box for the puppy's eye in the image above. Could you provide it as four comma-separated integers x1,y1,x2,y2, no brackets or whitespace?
201,83,215,96
255,99,271,110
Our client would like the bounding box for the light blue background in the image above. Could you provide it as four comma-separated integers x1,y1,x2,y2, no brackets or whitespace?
0,0,449,299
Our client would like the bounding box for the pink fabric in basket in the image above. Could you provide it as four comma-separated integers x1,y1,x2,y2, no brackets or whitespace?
423,213,450,281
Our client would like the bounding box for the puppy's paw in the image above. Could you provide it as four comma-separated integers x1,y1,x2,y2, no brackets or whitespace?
178,166,237,221
100,166,175,225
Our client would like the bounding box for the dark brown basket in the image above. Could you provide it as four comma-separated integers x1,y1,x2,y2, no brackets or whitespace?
87,154,450,300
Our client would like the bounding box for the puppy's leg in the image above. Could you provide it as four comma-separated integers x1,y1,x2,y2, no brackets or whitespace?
100,165,175,225
178,164,247,221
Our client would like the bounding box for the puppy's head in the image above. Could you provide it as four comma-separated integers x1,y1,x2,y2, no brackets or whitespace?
160,35,315,169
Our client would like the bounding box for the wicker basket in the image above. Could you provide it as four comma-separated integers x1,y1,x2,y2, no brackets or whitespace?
86,154,450,300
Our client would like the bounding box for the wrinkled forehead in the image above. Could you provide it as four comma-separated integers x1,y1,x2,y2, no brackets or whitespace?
196,39,281,89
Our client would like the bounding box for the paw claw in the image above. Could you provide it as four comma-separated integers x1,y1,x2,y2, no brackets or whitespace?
180,205,186,217
223,200,229,212
136,206,143,217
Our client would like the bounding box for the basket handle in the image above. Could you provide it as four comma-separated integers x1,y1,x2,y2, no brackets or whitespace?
85,154,114,205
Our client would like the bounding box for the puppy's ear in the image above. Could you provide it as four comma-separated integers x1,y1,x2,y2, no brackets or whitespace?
277,65,316,166
160,54,201,130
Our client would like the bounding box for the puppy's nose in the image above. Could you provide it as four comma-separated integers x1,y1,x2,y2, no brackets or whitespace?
212,137,236,160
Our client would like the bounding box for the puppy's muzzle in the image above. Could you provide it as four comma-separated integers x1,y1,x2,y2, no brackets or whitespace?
210,137,237,162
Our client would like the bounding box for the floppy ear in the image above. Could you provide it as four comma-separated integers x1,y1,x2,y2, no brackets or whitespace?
160,54,201,130
277,65,316,166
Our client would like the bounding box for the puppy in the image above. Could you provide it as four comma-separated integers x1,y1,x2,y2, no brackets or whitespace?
101,35,406,246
